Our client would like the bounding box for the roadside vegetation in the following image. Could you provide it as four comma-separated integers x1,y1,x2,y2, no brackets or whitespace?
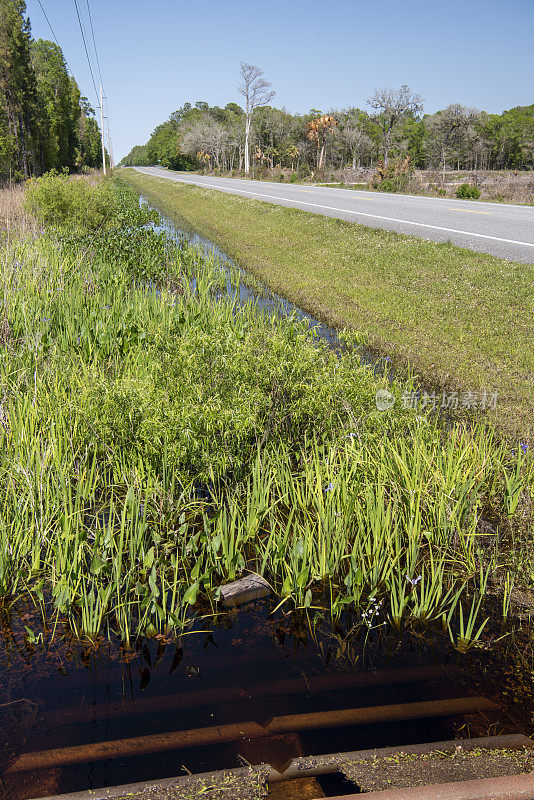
121,96,534,176
315,169,534,204
0,172,532,649
122,169,534,441
120,76,534,205
0,0,106,183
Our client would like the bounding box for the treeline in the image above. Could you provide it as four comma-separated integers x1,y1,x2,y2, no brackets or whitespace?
122,96,534,175
0,0,103,182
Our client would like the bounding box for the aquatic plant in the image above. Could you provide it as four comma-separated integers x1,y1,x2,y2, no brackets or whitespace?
0,174,531,648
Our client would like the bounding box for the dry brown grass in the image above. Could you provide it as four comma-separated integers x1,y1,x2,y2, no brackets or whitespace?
0,182,40,244
415,169,534,204
70,168,106,187
318,168,534,204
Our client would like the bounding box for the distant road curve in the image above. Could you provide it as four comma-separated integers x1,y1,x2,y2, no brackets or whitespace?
134,167,534,264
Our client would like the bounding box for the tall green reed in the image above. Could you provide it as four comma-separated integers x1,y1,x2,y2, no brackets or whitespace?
0,174,531,648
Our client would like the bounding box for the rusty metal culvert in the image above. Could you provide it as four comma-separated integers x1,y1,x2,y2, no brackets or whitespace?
7,696,497,773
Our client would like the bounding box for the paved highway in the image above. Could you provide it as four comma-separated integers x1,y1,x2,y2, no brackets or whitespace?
134,167,534,264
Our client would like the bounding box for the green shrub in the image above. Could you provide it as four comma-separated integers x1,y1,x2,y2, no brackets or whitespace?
375,175,410,193
289,172,299,183
3,175,530,641
372,158,412,194
456,183,481,200
24,170,116,228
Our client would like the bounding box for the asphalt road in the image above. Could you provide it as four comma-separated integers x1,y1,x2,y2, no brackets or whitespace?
134,166,534,264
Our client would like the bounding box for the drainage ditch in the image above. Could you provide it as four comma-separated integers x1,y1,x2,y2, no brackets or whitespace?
1,595,533,800
1,201,533,800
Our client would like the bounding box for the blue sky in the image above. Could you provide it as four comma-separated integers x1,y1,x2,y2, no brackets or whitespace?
26,0,534,161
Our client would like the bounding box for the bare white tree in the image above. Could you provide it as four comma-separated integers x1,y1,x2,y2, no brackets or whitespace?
367,85,423,167
181,117,231,169
238,62,275,173
342,125,373,169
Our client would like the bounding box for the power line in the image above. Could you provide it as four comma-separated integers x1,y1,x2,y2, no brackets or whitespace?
85,0,103,90
35,0,111,171
72,0,99,105
79,0,113,169
32,0,113,175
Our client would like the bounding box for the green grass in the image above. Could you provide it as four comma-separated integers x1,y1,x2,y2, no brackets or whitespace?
0,173,532,648
122,169,534,440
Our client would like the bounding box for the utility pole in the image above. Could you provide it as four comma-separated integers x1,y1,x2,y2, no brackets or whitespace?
107,120,114,169
100,83,107,175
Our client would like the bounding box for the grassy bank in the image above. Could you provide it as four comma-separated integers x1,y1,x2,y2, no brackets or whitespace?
122,169,534,440
0,173,532,649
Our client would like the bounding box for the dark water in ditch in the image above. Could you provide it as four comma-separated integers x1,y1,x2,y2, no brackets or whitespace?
0,203,530,800
0,596,500,800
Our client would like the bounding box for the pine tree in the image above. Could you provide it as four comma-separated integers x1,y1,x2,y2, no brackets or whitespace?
31,39,79,171
77,96,102,169
0,0,42,180
0,1,104,181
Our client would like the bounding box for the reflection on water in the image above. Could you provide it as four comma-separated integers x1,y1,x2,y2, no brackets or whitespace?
0,200,517,799
0,599,464,799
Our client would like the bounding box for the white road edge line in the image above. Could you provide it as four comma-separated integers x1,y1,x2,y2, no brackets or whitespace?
146,171,534,249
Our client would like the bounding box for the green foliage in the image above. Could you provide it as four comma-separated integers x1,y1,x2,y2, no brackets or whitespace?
30,39,79,171
372,158,413,193
375,177,404,193
24,171,115,227
0,0,42,180
122,102,244,168
77,98,103,169
456,183,481,199
0,2,103,181
477,105,534,169
1,175,531,643
121,94,534,174
121,143,151,167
